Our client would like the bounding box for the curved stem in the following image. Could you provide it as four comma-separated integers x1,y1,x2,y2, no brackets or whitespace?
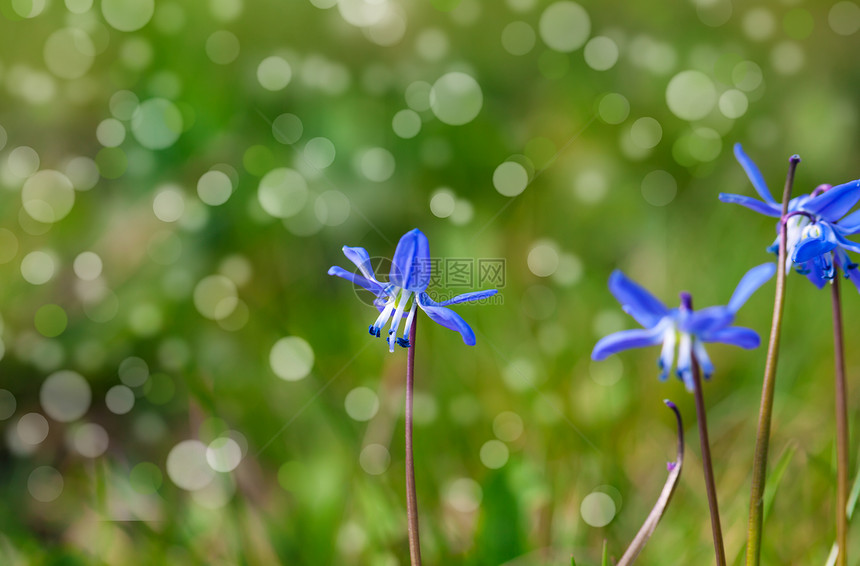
405,316,422,565
617,400,685,566
746,154,799,565
832,267,849,566
691,349,727,566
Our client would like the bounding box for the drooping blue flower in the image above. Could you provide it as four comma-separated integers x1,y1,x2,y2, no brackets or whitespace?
591,263,775,390
719,143,860,290
328,228,498,351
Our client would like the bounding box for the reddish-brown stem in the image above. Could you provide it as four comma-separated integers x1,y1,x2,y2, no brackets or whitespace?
682,293,726,566
405,316,422,565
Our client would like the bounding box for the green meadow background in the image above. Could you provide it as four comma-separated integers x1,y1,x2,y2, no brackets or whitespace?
1,0,860,564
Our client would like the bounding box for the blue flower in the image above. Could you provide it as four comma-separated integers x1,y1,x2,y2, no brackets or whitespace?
719,143,860,290
591,263,775,390
328,228,498,351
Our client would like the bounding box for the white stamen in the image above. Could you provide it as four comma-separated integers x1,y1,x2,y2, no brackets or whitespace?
659,325,676,379
807,225,821,238
785,216,809,273
402,301,418,342
387,288,413,352
677,332,693,390
372,297,396,333
821,252,834,279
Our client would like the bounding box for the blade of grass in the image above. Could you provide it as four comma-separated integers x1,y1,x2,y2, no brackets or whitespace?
732,441,798,566
847,464,860,521
824,456,860,566
762,441,798,521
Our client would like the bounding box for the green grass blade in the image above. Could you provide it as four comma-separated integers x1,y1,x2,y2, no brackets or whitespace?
762,441,798,521
823,453,860,565
732,441,797,566
846,462,860,521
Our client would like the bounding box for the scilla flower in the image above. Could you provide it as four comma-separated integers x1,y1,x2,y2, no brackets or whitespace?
328,228,498,351
719,143,860,289
592,263,775,389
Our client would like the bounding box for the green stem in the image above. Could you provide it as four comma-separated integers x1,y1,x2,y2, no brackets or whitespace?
405,316,422,565
746,154,799,566
832,267,849,566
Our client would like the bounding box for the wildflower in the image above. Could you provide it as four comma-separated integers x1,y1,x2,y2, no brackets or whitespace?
591,263,775,389
719,143,860,289
328,228,498,351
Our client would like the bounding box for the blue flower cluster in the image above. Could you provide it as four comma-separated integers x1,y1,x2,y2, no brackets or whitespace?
590,144,860,389
720,143,860,290
328,228,497,352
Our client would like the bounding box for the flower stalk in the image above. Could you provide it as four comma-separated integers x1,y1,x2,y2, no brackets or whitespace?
682,293,727,566
405,315,422,565
832,267,849,566
746,154,799,565
328,229,497,566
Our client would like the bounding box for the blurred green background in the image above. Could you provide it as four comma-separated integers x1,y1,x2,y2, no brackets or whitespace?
1,0,860,564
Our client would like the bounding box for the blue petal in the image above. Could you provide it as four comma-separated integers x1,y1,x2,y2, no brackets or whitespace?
802,180,860,223
427,289,498,306
834,247,858,270
703,326,760,349
797,259,828,289
835,250,860,292
845,268,860,292
792,229,837,264
812,252,835,279
786,194,811,214
684,306,733,336
718,193,782,217
416,293,476,345
836,208,860,235
727,262,776,312
390,229,431,292
591,324,667,361
734,143,778,204
833,229,860,254
342,246,378,282
328,265,384,294
607,270,670,328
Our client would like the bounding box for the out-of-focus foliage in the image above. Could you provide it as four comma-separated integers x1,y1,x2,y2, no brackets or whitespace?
0,0,859,564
